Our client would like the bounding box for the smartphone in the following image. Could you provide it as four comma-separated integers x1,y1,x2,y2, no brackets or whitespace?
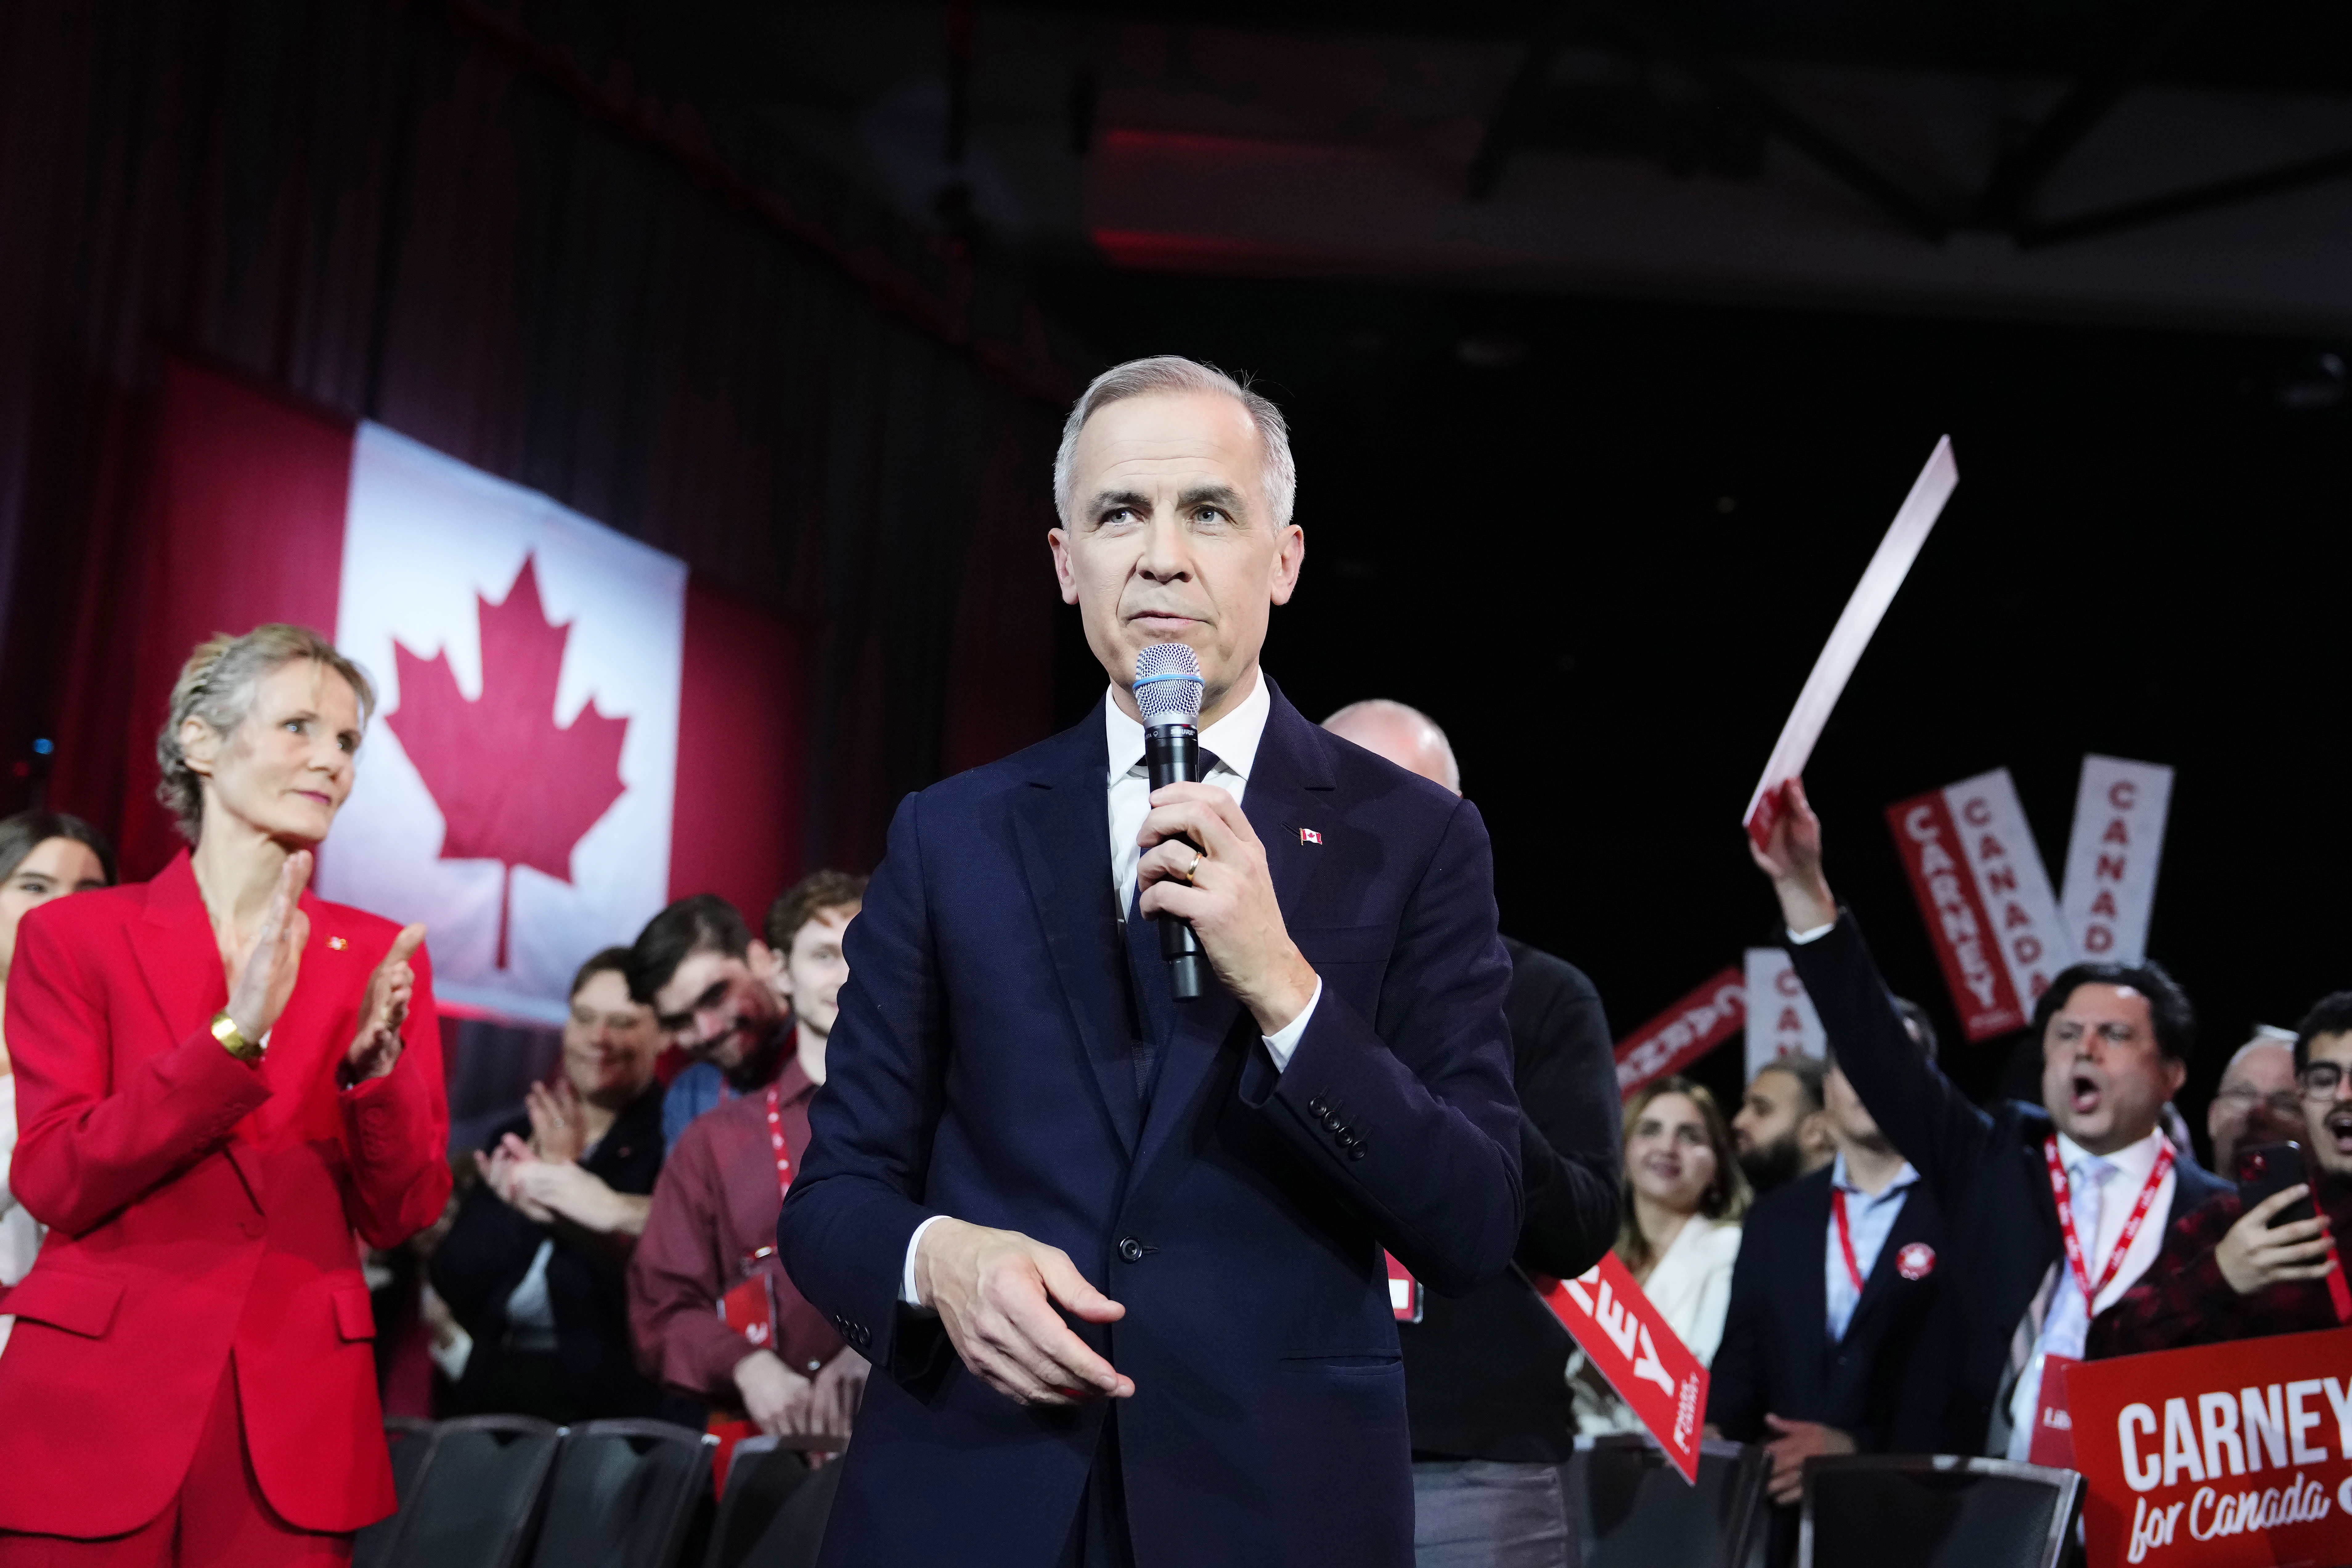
2236,1141,2319,1228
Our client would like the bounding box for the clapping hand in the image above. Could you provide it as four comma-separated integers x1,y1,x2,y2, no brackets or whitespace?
344,924,427,1085
527,1077,587,1164
475,1134,556,1224
807,1349,870,1442
224,853,314,1043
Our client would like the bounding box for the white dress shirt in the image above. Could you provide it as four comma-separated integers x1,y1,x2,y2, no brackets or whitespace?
2004,1126,2173,1456
1824,1151,1921,1343
901,670,1322,1307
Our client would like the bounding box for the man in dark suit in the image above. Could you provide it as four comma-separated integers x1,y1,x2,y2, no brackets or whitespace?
1747,780,2226,1459
777,357,1524,1568
1323,698,1619,1567
1709,1020,1957,1566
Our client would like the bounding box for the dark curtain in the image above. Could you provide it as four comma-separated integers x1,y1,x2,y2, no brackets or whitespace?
0,0,1065,875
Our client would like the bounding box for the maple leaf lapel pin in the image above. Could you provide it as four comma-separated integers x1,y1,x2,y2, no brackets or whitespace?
386,555,630,971
1298,826,1323,845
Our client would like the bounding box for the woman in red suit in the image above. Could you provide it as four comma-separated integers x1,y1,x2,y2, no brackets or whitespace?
0,624,450,1567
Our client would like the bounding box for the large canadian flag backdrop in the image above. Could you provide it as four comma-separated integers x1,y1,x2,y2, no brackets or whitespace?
320,426,686,1018
52,358,800,1021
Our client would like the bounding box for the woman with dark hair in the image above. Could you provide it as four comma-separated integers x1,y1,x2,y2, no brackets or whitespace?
0,625,450,1567
0,810,116,1358
1569,1075,1751,1436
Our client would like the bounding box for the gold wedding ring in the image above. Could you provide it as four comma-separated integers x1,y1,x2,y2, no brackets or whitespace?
1185,850,1204,883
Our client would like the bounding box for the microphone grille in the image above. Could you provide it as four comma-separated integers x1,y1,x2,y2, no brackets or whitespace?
1133,643,1204,727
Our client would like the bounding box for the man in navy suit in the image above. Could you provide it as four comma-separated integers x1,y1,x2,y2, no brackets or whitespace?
1747,780,2226,1460
777,356,1524,1566
1709,1021,1959,1565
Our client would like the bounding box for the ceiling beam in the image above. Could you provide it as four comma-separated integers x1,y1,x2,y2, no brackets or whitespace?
2019,144,2352,247
1972,0,2215,231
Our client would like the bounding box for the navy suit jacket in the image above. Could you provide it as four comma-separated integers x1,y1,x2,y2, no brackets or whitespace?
1784,914,2228,1452
777,683,1524,1568
1707,1167,1960,1456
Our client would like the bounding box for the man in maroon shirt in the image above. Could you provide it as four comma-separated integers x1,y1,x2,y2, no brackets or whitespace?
628,872,869,1436
2092,991,2352,1358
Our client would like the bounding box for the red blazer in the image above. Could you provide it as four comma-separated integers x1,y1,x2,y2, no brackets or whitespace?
0,852,450,1537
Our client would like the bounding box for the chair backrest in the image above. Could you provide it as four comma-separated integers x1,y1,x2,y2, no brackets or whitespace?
703,1438,842,1568
1800,1454,2084,1568
382,1416,563,1568
354,1419,441,1568
1564,1434,1770,1568
527,1419,715,1568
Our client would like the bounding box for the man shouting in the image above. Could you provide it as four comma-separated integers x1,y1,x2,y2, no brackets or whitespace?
778,356,1522,1566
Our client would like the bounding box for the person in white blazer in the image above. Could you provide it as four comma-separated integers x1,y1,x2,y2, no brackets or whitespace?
1570,1075,1751,1435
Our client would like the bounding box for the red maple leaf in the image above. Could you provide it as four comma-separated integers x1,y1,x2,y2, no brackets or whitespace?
386,555,630,970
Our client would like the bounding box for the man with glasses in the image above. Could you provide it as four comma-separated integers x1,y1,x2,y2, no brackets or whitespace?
2092,992,2352,1357
1748,780,2227,1458
2207,1029,2302,1180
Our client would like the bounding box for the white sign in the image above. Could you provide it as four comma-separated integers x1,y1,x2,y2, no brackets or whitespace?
1743,437,1959,845
2060,756,2175,966
1944,768,2077,1016
321,424,687,1021
1745,947,1827,1080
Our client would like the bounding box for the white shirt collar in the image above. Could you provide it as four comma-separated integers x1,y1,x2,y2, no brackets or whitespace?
1830,1150,1920,1199
1102,664,1272,786
2054,1125,2168,1183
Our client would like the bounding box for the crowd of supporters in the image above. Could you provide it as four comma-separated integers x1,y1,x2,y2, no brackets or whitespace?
7,753,2351,1564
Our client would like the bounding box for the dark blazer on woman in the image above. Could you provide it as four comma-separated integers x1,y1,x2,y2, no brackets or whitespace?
431,1081,679,1422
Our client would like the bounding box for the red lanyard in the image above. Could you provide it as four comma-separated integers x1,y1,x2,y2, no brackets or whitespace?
763,1084,793,1204
1830,1187,1868,1295
2044,1135,2172,1308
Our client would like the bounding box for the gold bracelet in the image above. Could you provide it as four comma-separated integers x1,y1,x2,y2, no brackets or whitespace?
211,1010,262,1065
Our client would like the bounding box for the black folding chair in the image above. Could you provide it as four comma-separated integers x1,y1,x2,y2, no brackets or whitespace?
524,1419,716,1568
1800,1454,2084,1568
1562,1433,1770,1568
704,1437,844,1568
380,1415,563,1568
354,1418,439,1568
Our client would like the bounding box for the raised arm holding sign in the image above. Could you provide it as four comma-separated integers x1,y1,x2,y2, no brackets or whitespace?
1743,437,1959,848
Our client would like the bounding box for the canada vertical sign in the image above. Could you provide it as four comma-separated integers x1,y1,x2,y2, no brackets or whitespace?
1886,768,2075,1043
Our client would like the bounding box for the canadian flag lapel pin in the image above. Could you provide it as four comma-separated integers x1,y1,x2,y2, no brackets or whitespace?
1298,827,1323,845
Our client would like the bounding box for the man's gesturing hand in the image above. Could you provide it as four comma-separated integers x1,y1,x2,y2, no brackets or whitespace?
1747,779,1837,935
1136,780,1317,1036
913,1218,1133,1406
2216,1186,2336,1296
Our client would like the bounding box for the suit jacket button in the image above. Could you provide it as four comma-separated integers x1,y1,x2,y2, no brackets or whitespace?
1347,1145,1367,1161
1119,1237,1145,1263
1306,1098,1327,1117
1337,1130,1361,1149
1320,1111,1343,1131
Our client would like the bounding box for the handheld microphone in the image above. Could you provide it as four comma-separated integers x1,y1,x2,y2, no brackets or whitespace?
1134,643,1208,1002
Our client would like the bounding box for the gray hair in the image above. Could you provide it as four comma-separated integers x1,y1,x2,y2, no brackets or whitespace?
156,625,376,843
1052,356,1298,529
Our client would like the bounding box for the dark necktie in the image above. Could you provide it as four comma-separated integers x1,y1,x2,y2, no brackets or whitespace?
1117,747,1221,1106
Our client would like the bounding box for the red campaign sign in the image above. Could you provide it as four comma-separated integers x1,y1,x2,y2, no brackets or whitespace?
1539,1252,1710,1484
2065,1327,2352,1568
1614,967,1746,1098
1886,788,2027,1042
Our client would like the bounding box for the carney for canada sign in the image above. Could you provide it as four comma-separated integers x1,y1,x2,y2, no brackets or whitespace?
2065,1328,2352,1567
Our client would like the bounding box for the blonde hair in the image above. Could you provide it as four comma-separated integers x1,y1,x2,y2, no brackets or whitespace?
156,625,376,842
1615,1076,1751,1273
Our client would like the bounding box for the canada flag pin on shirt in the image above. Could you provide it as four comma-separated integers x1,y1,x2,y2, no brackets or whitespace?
1299,827,1322,845
1896,1242,1936,1281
